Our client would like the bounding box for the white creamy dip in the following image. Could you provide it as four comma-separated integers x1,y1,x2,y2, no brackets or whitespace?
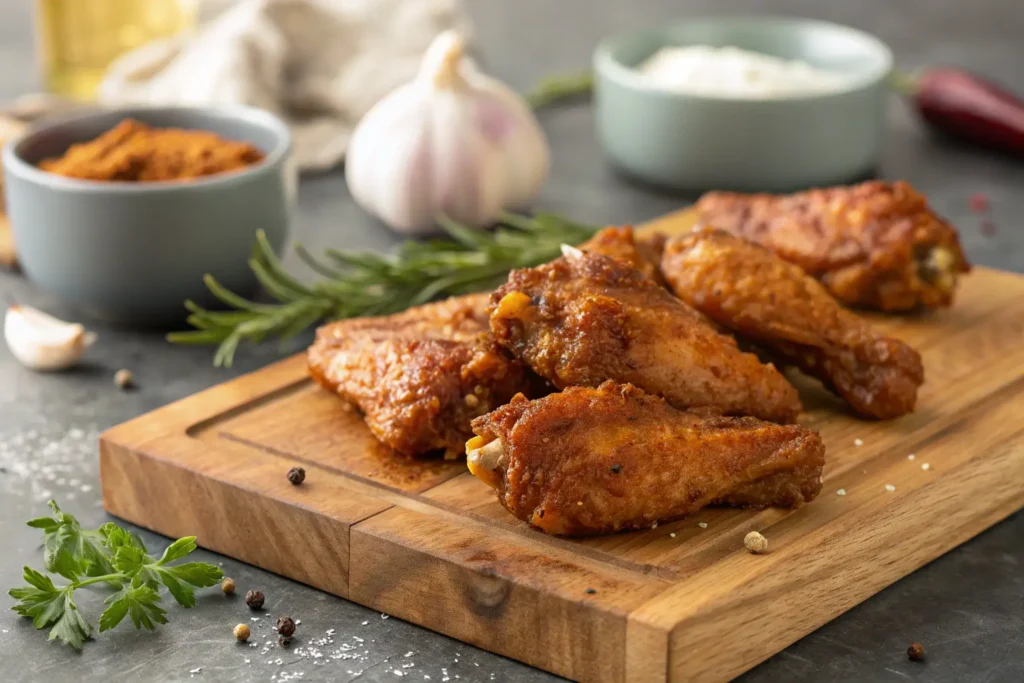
638,45,845,98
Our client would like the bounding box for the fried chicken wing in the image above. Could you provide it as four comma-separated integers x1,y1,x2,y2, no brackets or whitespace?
467,382,825,536
661,227,925,419
308,294,542,457
694,180,970,311
580,226,666,284
489,248,801,423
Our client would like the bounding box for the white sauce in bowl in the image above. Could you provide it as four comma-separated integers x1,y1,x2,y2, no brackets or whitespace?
638,45,845,98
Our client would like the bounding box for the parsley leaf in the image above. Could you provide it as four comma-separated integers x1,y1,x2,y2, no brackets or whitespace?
100,584,167,632
10,500,223,650
35,501,116,580
8,567,92,650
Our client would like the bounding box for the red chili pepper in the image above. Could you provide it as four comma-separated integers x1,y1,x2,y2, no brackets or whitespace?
891,68,1024,156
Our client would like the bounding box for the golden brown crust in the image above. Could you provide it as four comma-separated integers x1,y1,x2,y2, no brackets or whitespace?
580,226,666,284
661,228,925,419
489,249,801,423
308,294,543,457
694,181,970,311
469,382,825,536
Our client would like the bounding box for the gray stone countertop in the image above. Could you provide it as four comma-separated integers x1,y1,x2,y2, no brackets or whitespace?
0,1,1021,681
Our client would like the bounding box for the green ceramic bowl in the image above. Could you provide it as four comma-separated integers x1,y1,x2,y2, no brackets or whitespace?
594,17,893,192
2,106,295,324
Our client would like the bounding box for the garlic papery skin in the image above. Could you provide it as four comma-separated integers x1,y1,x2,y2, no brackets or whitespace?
4,305,97,372
345,30,551,235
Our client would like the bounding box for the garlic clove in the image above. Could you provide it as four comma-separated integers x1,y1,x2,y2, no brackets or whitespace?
4,304,97,371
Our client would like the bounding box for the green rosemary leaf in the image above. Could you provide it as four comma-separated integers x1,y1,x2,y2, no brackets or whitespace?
169,212,599,365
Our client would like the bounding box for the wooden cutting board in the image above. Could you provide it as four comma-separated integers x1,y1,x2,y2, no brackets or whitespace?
100,210,1024,683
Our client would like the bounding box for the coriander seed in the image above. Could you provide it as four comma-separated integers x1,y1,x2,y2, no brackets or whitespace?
907,642,925,661
276,616,296,638
221,577,236,595
114,368,134,389
287,467,306,485
744,531,768,554
245,590,265,610
233,623,251,642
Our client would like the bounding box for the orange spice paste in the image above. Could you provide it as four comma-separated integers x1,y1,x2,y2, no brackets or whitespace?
39,118,265,182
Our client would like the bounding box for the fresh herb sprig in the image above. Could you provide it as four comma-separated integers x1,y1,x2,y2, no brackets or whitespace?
167,212,598,367
8,501,223,651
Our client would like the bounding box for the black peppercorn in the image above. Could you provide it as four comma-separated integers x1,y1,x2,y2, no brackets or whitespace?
245,590,265,610
584,588,596,595
610,464,622,474
907,642,925,661
276,616,296,638
287,467,306,485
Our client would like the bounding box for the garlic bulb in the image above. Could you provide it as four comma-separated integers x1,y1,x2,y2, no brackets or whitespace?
4,305,97,371
346,31,551,234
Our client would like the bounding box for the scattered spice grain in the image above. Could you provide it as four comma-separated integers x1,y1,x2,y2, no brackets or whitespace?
907,642,925,661
584,588,596,595
287,467,306,485
221,577,236,595
744,531,768,554
277,616,296,638
113,368,134,389
245,590,265,610
234,623,251,642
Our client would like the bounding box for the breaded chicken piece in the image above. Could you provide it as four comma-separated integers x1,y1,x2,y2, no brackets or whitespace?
308,294,542,457
489,248,801,423
467,382,825,536
581,226,666,284
694,181,970,311
662,228,925,419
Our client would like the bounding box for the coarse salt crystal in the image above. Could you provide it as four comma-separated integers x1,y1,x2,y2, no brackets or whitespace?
922,463,931,471
854,438,864,447
907,454,916,460
836,488,846,496
698,522,708,529
670,533,676,538
381,614,390,619
885,484,896,492
404,652,414,657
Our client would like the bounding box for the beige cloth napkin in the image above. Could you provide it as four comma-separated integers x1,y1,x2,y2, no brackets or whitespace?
98,0,473,171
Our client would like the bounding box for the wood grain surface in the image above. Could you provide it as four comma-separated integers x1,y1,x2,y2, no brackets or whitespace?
100,210,1024,683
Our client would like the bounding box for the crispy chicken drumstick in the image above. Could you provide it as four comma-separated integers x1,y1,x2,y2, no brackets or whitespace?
308,294,542,457
467,382,825,536
489,248,802,423
694,181,970,311
661,227,925,419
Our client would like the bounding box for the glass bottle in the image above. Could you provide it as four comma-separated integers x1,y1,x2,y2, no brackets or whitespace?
34,0,198,101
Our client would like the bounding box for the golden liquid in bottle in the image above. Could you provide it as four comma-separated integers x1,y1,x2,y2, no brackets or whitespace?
35,0,198,101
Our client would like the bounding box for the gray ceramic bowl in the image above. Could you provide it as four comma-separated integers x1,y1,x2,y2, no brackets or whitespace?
594,17,893,192
2,106,295,324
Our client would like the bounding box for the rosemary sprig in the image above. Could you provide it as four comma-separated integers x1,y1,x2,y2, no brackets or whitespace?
168,212,598,367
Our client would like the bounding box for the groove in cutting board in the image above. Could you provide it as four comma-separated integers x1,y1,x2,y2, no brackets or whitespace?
100,209,1024,683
